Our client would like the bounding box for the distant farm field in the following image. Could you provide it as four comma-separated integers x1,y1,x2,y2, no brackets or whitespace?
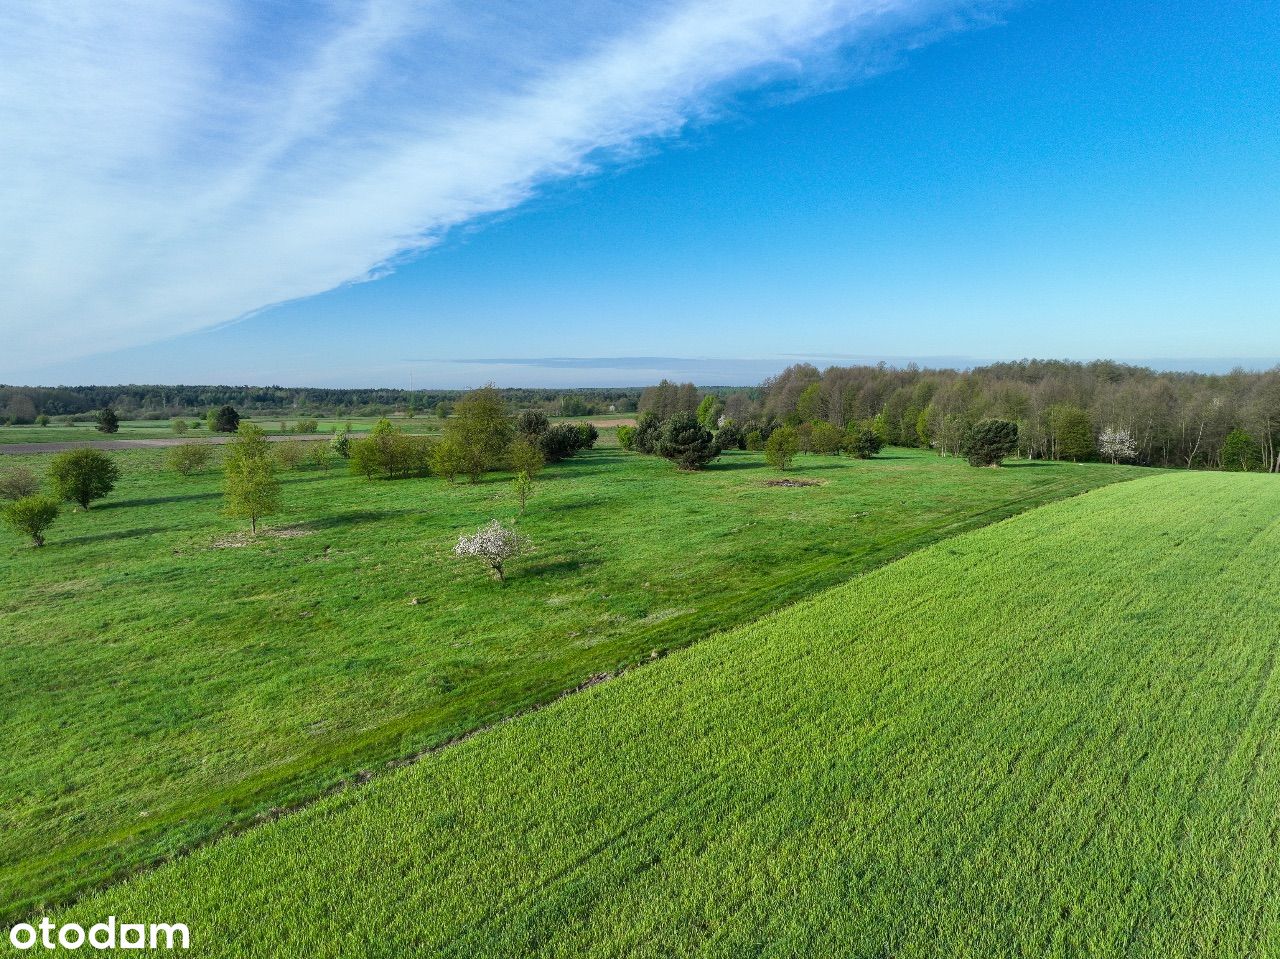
0,446,1140,917
65,471,1280,958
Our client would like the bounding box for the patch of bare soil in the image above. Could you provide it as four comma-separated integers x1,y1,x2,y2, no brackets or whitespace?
210,525,314,548
763,478,823,488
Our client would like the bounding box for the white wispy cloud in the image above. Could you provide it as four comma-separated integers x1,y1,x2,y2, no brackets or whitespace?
0,0,1005,375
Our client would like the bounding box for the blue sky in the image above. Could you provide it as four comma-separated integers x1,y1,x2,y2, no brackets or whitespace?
2,1,1277,387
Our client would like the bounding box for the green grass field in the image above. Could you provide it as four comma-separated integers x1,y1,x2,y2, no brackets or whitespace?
52,471,1280,958
0,413,627,447
0,446,1140,918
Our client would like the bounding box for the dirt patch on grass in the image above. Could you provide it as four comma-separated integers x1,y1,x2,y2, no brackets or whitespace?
763,478,824,488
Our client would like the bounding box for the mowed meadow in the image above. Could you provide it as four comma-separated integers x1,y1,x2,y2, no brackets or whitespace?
0,442,1142,918
58,471,1280,958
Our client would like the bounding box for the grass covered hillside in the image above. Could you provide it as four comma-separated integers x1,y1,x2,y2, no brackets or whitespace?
0,446,1140,918
60,471,1280,958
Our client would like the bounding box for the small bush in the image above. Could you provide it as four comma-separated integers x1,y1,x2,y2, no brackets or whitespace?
294,419,319,434
2,495,59,547
96,408,119,434
765,427,799,470
539,423,587,463
329,429,352,459
209,406,241,433
36,414,50,427
49,448,120,508
962,419,1019,467
844,427,883,459
616,425,637,450
307,444,332,470
746,429,764,452
171,418,189,435
167,443,213,476
0,466,41,500
273,440,307,470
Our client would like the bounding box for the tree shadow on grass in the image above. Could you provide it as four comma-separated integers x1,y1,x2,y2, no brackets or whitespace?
299,510,414,531
59,526,169,546
98,491,221,509
999,461,1057,468
708,458,765,471
520,557,591,578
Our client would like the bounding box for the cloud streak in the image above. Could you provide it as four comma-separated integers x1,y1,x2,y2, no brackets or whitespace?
0,0,1005,374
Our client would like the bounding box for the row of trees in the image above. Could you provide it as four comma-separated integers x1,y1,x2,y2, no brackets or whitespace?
0,385,641,422
740,361,1280,470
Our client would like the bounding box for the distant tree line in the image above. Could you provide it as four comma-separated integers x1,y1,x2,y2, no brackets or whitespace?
741,361,1280,471
0,385,645,423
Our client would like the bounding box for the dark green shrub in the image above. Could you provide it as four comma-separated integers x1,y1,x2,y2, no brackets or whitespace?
209,405,241,433
963,419,1019,467
515,410,550,438
717,422,745,451
96,408,119,434
844,427,883,459
657,411,719,471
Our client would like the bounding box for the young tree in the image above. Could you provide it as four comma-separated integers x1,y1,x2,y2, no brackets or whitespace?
1098,426,1138,464
745,429,765,452
49,448,120,508
962,419,1019,467
696,394,722,429
2,495,59,547
453,519,530,582
329,427,352,459
513,470,535,514
765,426,799,470
35,414,50,427
209,405,241,433
616,425,637,450
167,442,213,476
508,436,545,477
442,385,513,482
96,407,120,434
657,411,719,470
843,426,883,459
223,423,280,533
432,436,466,483
809,421,843,455
170,417,189,435
0,466,41,500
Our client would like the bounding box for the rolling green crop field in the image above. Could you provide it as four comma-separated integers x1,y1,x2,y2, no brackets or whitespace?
53,471,1280,958
0,446,1140,920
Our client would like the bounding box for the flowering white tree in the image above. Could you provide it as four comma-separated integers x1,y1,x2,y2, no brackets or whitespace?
1098,426,1138,464
453,519,531,582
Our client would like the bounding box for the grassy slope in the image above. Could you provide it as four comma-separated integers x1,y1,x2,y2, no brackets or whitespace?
57,471,1280,958
0,447,1141,917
